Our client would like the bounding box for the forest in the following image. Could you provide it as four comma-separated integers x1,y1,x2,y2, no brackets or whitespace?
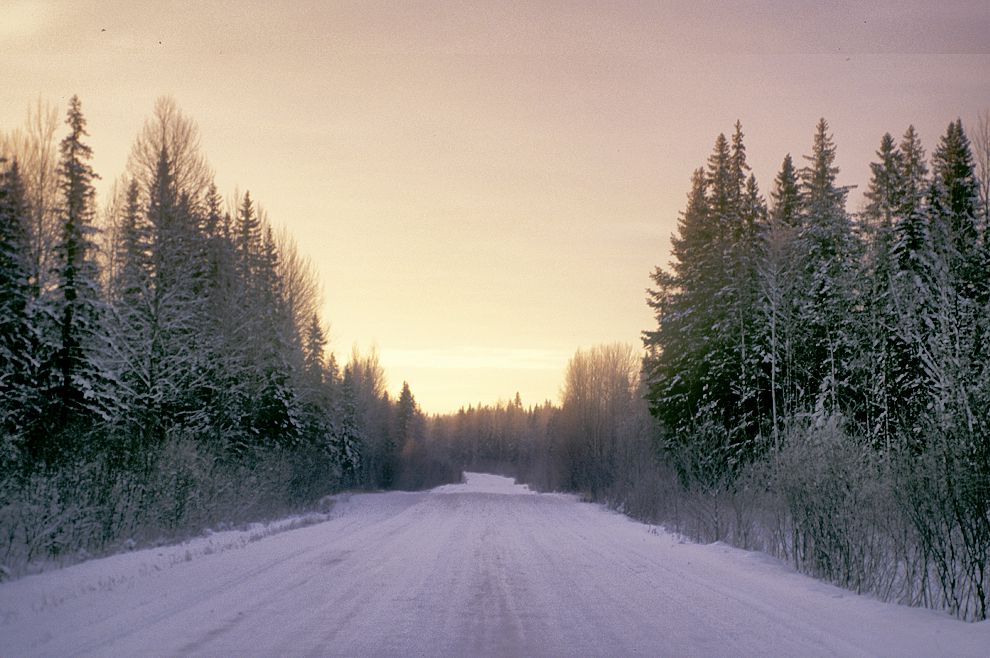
2,97,989,621
0,97,456,578
421,117,990,621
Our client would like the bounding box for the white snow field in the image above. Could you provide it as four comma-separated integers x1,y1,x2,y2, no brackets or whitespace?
1,473,987,657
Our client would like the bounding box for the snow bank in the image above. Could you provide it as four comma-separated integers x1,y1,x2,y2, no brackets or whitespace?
2,473,987,657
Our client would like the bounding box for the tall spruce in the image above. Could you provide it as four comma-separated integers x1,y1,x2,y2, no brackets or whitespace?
645,163,733,484
884,125,937,447
795,118,859,419
758,155,803,447
107,178,158,449
930,119,983,301
51,95,105,439
860,133,906,450
0,159,39,458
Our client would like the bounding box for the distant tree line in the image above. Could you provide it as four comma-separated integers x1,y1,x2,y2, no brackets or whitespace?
0,96,439,576
423,345,652,506
424,115,990,621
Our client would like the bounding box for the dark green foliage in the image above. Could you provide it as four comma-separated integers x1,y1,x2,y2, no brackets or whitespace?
641,117,990,619
644,123,770,484
0,160,40,461
859,133,904,450
931,119,982,300
770,153,801,228
794,118,860,418
51,96,106,437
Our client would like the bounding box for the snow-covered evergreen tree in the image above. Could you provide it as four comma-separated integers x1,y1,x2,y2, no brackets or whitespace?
0,159,39,461
859,133,905,451
645,125,772,482
930,119,983,302
50,96,107,445
644,168,716,479
758,154,802,446
105,178,157,449
794,118,860,420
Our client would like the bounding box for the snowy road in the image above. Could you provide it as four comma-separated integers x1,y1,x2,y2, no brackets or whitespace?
2,473,987,657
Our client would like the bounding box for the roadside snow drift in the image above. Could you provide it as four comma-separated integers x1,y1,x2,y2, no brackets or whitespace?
1,472,987,656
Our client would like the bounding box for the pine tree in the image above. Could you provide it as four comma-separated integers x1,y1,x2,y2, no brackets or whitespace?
252,224,301,445
893,126,931,274
795,118,860,419
395,381,419,449
0,159,39,459
106,178,157,448
930,119,983,301
644,164,736,484
235,191,262,285
114,145,213,446
887,125,936,447
759,155,803,447
770,154,801,228
860,133,906,451
51,95,105,439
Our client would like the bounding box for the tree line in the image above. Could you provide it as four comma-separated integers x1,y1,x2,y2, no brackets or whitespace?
422,115,990,621
3,95,987,621
0,96,441,575
641,116,989,620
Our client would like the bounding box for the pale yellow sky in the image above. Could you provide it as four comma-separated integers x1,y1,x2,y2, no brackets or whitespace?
3,1,989,413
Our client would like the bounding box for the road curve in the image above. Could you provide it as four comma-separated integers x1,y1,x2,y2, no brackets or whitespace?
1,473,987,656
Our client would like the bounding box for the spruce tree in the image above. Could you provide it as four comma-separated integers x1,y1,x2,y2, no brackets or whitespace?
730,121,750,209
930,119,983,301
116,145,212,445
795,118,860,419
395,381,419,448
759,155,803,446
887,126,936,447
235,191,262,285
0,160,39,459
893,126,931,274
645,166,733,484
253,224,301,445
645,126,769,479
860,133,906,450
107,178,157,449
770,154,801,228
730,171,768,451
51,95,105,439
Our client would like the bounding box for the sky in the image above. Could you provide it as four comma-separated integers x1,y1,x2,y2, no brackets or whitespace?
2,1,989,414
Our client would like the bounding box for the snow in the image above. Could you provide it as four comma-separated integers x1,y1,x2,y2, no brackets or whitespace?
1,472,987,657
431,471,538,495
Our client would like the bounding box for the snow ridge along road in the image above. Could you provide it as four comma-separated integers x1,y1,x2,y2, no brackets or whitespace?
2,472,987,656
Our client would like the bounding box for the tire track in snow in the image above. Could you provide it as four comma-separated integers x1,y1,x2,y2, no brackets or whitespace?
1,473,988,657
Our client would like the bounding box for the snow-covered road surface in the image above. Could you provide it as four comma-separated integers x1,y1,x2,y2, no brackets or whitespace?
2,472,987,657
